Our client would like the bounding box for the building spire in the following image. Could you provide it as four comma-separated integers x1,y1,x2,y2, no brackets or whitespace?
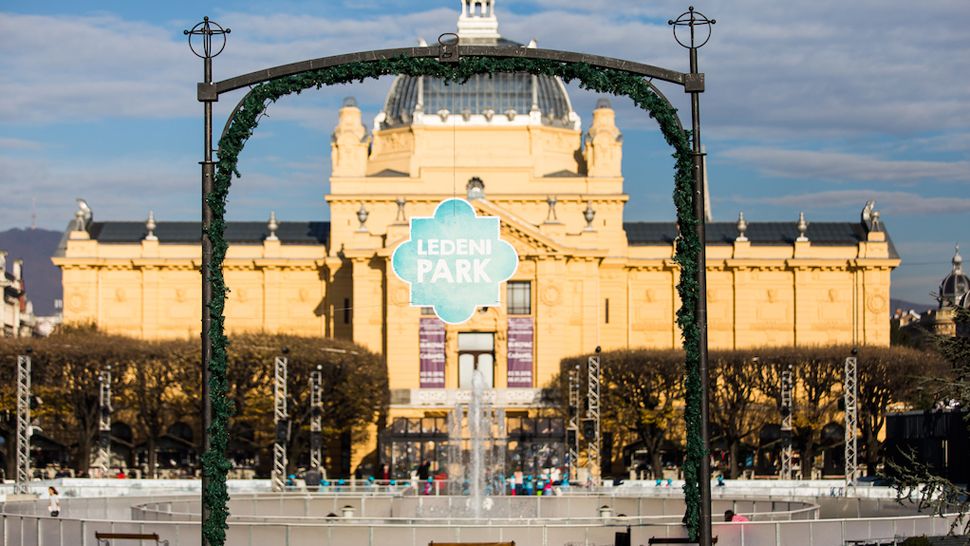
954,243,963,275
457,0,500,41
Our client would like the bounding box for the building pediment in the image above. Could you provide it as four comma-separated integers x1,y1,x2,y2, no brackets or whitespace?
471,199,602,258
379,198,604,259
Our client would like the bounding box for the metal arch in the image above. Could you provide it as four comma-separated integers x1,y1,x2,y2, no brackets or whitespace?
197,31,711,546
214,54,686,150
212,45,689,97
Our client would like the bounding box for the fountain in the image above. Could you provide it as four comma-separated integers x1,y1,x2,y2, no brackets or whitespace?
439,368,507,517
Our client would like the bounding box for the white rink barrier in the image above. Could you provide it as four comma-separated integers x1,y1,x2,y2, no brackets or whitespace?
1,480,962,546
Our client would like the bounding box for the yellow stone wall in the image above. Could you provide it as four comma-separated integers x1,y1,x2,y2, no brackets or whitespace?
55,101,898,393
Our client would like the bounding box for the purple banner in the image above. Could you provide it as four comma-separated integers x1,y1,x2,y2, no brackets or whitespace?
419,318,446,388
507,317,534,388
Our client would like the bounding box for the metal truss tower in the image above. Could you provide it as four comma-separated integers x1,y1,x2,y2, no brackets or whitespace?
309,364,323,472
272,355,289,492
844,354,859,488
15,354,31,495
780,364,794,480
566,363,581,481
94,365,112,476
586,353,601,480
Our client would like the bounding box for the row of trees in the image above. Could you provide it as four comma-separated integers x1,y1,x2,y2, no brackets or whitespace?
556,345,947,479
0,327,387,478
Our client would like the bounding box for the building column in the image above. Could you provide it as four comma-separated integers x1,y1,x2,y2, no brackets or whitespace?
262,266,281,333
141,266,159,338
350,256,385,355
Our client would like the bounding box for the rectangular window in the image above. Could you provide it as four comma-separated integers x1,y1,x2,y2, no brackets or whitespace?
458,332,495,389
605,298,610,324
507,281,531,315
343,298,350,324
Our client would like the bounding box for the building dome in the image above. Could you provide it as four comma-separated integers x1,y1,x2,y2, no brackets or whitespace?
938,244,970,308
376,0,578,130
379,72,576,130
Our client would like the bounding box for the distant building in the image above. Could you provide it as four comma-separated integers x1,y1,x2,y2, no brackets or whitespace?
930,245,970,337
892,245,969,340
1,250,35,337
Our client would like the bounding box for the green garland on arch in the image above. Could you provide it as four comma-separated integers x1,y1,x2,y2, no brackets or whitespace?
203,55,705,544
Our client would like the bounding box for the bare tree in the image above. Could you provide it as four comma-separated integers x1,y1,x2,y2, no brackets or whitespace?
711,352,771,478
560,350,683,478
118,341,193,478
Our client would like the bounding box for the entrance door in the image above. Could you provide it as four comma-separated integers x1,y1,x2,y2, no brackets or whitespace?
458,332,494,389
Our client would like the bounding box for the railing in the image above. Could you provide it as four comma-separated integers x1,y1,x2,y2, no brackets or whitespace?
1,482,961,546
126,494,820,524
0,509,962,546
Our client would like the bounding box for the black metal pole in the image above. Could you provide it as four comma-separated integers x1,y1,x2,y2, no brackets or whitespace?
201,51,214,546
689,43,713,546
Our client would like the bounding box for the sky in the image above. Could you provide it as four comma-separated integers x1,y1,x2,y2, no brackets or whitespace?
0,0,967,305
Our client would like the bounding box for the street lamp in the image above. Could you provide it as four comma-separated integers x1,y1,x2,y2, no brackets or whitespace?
670,7,716,543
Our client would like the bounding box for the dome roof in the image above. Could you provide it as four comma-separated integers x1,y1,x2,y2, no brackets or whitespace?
377,1,577,130
938,244,970,307
380,71,576,129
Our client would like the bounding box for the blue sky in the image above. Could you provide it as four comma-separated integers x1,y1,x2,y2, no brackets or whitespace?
1,0,967,305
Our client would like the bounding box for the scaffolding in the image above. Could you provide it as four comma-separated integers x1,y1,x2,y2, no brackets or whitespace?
309,364,323,472
844,355,858,489
272,355,288,492
566,363,581,481
94,366,112,476
586,354,601,480
780,364,794,480
15,354,31,495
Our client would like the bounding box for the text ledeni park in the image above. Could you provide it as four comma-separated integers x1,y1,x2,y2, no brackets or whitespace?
416,239,493,283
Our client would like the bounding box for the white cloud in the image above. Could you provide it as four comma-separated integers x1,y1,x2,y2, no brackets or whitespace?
3,1,969,142
721,147,970,184
0,9,451,124
0,138,43,150
515,0,970,140
751,190,970,215
0,149,329,230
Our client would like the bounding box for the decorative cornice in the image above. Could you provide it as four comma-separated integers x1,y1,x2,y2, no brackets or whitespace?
326,193,629,204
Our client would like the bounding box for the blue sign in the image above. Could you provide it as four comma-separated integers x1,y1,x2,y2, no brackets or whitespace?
391,198,518,324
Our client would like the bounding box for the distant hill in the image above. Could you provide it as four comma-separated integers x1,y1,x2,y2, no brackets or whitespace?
0,227,63,315
890,297,934,314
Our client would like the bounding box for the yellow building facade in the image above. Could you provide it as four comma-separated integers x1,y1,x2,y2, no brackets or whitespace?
54,2,899,474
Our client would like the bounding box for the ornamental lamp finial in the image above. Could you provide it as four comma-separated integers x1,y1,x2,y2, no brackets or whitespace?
736,211,748,242
545,195,559,223
796,212,809,242
356,203,370,231
145,211,158,241
583,201,596,231
267,211,279,241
